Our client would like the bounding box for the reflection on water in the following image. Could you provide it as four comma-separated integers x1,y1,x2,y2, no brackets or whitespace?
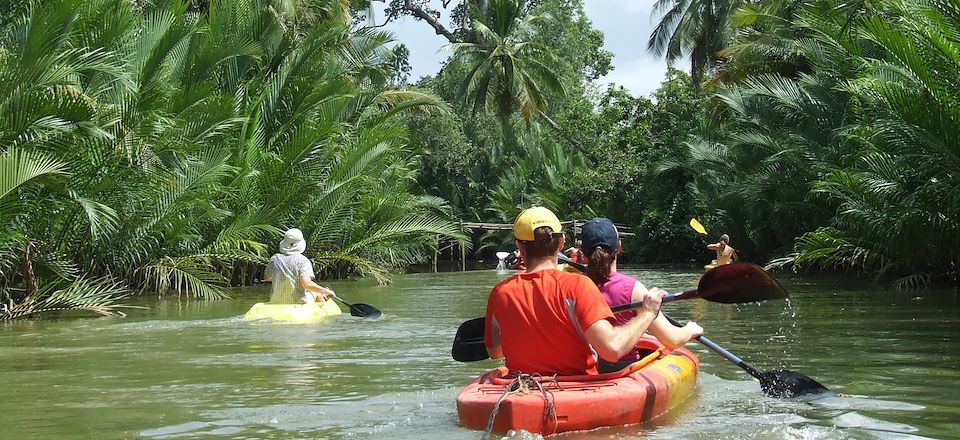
0,267,956,439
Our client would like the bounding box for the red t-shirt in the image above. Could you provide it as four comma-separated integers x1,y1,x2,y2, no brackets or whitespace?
484,269,615,375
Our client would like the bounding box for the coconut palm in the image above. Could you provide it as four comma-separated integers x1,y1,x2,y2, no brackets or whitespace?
443,0,567,149
659,0,866,259
648,0,740,84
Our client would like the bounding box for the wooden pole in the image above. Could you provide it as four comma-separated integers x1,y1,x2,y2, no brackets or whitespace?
458,220,466,271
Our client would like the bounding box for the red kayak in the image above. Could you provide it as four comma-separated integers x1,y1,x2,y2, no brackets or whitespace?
456,337,699,435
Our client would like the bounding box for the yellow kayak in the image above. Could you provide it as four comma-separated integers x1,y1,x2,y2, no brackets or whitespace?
704,259,717,271
243,300,342,323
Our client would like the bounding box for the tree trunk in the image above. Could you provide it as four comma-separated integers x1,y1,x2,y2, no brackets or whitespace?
19,240,37,302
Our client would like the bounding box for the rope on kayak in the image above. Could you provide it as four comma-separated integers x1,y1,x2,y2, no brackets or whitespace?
482,373,558,439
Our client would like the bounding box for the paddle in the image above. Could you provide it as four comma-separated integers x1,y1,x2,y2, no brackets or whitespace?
690,218,708,236
451,262,788,362
560,254,783,306
691,218,725,269
329,293,382,319
661,312,834,399
557,252,586,271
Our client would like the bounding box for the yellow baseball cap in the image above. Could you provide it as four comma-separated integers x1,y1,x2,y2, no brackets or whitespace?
513,206,562,241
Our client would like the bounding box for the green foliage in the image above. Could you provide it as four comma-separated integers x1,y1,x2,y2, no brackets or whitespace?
399,0,595,256
589,70,708,262
443,0,566,127
0,0,466,319
668,0,959,287
2,276,134,320
649,0,741,83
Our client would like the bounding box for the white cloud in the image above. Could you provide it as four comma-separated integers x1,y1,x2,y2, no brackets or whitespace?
597,57,672,98
586,0,654,14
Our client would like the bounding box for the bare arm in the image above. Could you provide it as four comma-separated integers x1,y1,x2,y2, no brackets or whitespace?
299,275,334,300
584,288,664,361
706,242,720,250
630,282,703,349
646,313,703,349
263,259,273,282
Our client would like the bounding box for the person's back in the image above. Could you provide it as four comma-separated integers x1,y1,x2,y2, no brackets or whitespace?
710,234,738,266
267,252,313,304
263,228,334,304
597,272,638,326
486,269,611,375
484,207,668,377
580,217,704,373
716,245,736,265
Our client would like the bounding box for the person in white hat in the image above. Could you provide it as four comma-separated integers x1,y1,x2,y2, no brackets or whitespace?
262,228,334,304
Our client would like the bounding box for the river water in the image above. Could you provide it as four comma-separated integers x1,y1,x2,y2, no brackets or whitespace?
0,266,957,439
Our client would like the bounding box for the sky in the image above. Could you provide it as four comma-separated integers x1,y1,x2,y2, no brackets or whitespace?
374,0,675,98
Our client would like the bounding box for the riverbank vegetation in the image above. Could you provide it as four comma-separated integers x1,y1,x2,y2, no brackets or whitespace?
3,0,957,319
0,0,465,318
390,0,958,289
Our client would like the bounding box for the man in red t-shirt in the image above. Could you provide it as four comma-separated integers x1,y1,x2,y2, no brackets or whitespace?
484,207,666,375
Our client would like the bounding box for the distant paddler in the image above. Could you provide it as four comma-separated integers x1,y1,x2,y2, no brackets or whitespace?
262,228,334,304
706,234,738,266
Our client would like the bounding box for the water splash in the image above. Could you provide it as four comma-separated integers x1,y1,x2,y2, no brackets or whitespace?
496,251,510,271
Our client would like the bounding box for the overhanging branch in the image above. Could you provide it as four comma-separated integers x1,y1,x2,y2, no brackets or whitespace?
403,0,459,43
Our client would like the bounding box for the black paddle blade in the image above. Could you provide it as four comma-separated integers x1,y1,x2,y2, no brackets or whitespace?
349,303,382,319
699,263,789,304
759,369,835,399
452,317,489,362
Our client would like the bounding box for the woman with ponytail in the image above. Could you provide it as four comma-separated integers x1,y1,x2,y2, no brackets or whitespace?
581,218,705,373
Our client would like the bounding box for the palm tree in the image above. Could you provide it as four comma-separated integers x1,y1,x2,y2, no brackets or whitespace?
791,0,960,287
443,0,569,151
0,0,468,319
668,0,959,287
648,0,740,84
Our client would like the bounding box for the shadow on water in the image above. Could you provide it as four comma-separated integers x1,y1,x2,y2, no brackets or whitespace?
0,267,956,439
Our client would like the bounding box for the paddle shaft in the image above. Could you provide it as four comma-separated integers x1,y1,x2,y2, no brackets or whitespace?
611,288,696,312
662,312,764,379
330,294,382,319
453,289,698,362
557,252,587,272
330,294,353,308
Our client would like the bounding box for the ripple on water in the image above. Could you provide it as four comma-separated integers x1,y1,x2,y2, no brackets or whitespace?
139,389,481,440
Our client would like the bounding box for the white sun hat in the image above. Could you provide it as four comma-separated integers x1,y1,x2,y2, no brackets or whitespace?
279,228,306,255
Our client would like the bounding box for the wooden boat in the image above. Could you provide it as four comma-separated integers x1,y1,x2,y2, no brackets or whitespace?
456,337,699,435
243,300,342,323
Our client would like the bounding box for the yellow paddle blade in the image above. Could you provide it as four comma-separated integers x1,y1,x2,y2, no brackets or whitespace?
690,218,708,235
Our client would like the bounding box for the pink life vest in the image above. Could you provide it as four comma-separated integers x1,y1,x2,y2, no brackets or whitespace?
598,272,638,326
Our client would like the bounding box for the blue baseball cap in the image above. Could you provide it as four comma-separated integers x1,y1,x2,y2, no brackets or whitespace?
581,217,619,251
